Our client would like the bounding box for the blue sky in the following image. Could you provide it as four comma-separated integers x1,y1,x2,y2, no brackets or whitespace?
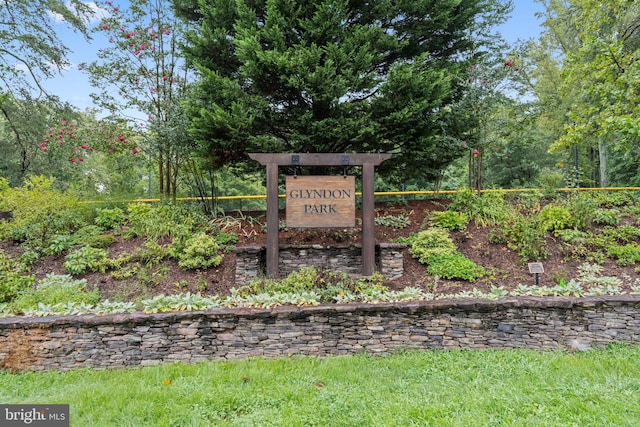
41,1,545,117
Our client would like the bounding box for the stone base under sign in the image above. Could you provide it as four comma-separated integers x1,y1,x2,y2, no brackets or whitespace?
233,243,406,285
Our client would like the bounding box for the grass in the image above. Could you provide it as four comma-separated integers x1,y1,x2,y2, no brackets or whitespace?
2,345,640,426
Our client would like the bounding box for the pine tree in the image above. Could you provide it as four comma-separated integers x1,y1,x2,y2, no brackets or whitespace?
176,0,510,180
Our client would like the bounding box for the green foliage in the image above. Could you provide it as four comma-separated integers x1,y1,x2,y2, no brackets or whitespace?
43,235,74,255
176,233,222,270
87,234,118,249
10,274,100,314
592,208,620,226
409,228,457,264
95,206,125,229
0,176,91,247
141,293,221,314
0,1,90,91
247,267,321,295
374,215,410,229
177,0,507,178
537,204,572,232
426,210,469,231
124,203,209,241
243,267,389,304
448,189,513,227
606,244,640,266
71,225,105,245
602,225,640,243
63,247,109,275
504,214,548,263
427,253,485,281
0,249,35,303
563,193,597,230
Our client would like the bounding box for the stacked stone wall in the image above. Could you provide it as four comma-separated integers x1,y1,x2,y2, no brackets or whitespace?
1,296,639,371
233,243,405,284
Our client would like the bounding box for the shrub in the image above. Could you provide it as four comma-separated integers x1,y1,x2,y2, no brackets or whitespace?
426,210,468,231
505,214,547,263
94,206,125,229
448,188,513,227
606,244,640,266
592,208,620,226
375,215,410,228
0,176,91,247
409,228,457,264
176,233,222,270
0,249,35,303
87,234,118,249
10,274,100,314
427,253,485,282
564,193,597,230
72,225,105,245
537,204,572,232
44,235,74,255
64,247,109,274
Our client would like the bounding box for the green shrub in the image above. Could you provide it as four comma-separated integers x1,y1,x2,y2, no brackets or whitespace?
0,249,35,303
248,266,321,295
409,228,457,264
564,193,597,230
375,215,410,228
505,214,547,263
72,225,105,245
602,225,640,243
427,253,485,282
94,207,125,229
592,208,620,226
0,176,91,247
125,202,209,240
87,234,118,249
176,233,222,270
426,210,468,231
135,240,170,264
537,204,572,232
64,247,109,275
10,274,100,314
44,235,74,255
606,244,640,266
448,188,513,227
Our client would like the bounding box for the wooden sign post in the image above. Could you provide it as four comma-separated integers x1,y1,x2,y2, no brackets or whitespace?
249,153,391,278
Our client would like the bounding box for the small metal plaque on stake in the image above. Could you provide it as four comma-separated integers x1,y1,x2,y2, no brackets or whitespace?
528,262,544,285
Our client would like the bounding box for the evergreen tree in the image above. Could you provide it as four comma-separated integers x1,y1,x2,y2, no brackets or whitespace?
176,0,511,180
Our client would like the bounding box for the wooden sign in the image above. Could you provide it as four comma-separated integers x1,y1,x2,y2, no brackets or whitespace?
286,175,355,228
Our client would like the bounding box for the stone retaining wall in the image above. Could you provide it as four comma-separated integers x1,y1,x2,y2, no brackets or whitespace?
1,296,640,371
233,243,405,284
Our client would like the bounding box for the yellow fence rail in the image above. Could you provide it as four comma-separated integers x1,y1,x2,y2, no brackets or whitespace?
123,186,640,204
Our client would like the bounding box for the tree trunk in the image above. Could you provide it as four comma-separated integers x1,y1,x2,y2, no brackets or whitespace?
598,139,608,188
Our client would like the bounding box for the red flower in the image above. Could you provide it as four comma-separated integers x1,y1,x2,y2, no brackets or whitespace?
102,24,109,30
473,149,480,155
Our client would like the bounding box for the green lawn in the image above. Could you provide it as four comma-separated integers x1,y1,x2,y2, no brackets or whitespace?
2,346,640,426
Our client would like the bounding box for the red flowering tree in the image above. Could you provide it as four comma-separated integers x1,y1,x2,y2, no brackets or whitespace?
83,0,193,199
41,118,138,163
